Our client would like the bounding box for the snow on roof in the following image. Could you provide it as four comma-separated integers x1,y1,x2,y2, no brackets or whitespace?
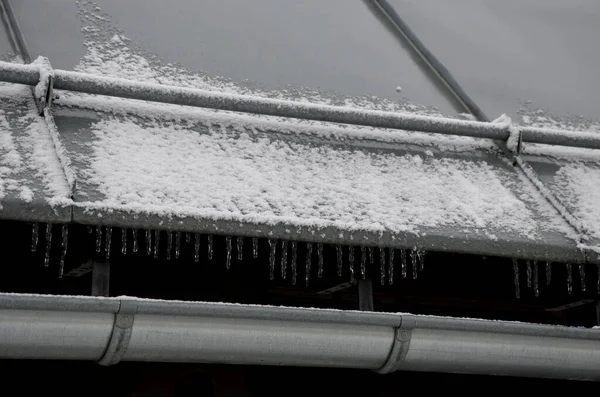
0,83,71,218
50,97,573,247
1,0,599,263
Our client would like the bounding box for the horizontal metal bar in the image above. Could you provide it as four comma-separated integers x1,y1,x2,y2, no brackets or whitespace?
522,126,600,150
0,61,38,85
1,60,599,150
52,69,507,139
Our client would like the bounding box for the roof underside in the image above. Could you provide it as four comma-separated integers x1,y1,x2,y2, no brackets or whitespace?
1,0,600,266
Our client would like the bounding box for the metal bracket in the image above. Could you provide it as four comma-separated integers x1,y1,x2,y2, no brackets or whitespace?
376,315,415,374
97,299,138,366
317,280,357,295
358,279,374,311
33,57,54,115
91,260,110,297
515,128,524,156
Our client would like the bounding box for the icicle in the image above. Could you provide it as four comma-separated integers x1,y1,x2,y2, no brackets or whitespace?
207,235,213,260
410,249,417,280
194,233,201,263
579,264,586,292
566,263,573,295
96,226,102,253
317,243,324,278
105,226,112,259
236,237,243,261
133,229,139,253
526,260,532,288
368,247,374,264
348,246,355,281
336,245,343,277
153,230,160,259
379,247,386,286
417,249,426,271
305,243,313,286
58,224,68,278
252,237,259,259
546,262,551,285
186,232,191,243
226,236,232,270
175,232,181,259
533,260,539,297
291,241,298,285
121,228,127,255
87,226,93,234
31,223,39,252
512,259,520,299
281,240,288,279
401,250,407,278
389,249,395,285
269,239,276,280
360,246,366,280
44,223,52,267
166,232,173,260
145,230,151,256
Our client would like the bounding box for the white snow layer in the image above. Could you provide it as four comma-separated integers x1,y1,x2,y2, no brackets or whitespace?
0,83,72,206
553,164,600,242
70,114,568,240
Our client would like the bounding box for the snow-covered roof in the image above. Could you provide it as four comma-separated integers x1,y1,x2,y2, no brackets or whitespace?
1,1,600,264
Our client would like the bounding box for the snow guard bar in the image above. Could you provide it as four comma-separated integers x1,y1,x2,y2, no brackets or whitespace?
0,59,599,151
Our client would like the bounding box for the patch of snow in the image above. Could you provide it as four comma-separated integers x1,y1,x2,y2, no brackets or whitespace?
56,91,498,154
69,114,552,240
553,164,600,242
0,109,21,205
0,83,72,207
19,187,34,203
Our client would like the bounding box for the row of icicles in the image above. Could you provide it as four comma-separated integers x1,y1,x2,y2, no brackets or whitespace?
30,223,600,296
512,259,600,298
30,223,426,285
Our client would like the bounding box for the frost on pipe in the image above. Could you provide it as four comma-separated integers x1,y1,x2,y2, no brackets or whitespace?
0,83,71,223
49,103,584,263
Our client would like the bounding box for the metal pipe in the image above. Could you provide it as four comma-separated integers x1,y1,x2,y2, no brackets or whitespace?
521,126,600,150
52,69,506,139
0,60,507,139
0,61,599,150
0,293,599,380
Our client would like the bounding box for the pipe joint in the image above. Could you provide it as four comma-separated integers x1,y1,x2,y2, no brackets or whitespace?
98,298,138,366
376,314,415,374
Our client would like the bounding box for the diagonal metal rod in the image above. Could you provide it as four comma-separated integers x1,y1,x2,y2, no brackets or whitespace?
0,0,31,62
370,0,489,122
0,60,599,150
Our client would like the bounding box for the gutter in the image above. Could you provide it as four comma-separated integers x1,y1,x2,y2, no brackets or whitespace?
0,293,599,380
